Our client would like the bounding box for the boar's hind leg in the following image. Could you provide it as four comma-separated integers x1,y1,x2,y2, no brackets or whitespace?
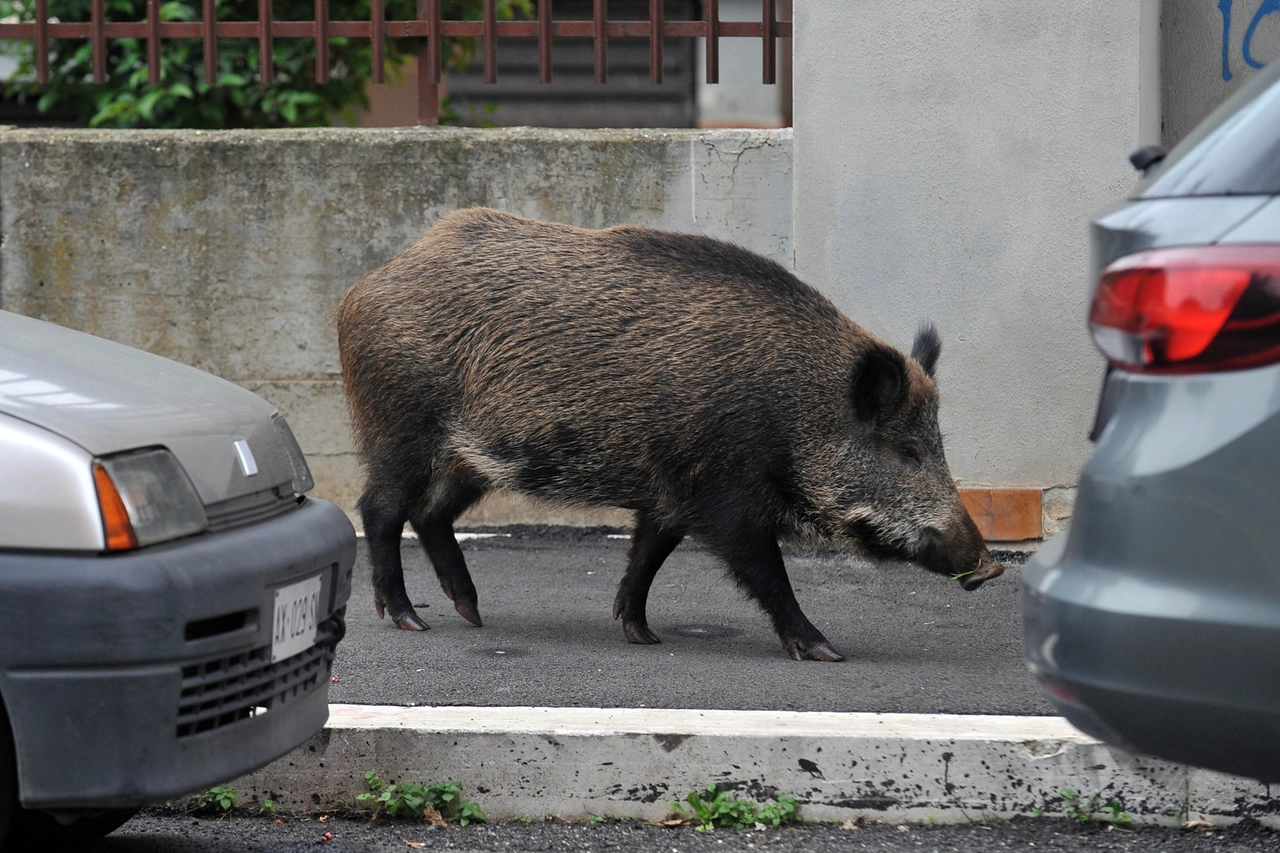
724,535,844,662
358,489,429,632
613,514,685,645
409,476,485,627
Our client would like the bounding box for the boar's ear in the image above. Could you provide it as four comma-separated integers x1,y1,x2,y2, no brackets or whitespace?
852,346,907,424
911,322,941,378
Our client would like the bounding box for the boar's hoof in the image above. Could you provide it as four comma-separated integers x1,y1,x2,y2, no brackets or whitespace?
959,560,1007,592
455,598,483,627
622,621,662,645
785,638,845,662
393,610,430,631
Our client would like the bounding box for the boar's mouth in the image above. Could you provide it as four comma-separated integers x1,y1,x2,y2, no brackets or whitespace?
844,517,1006,590
910,526,1007,591
955,556,1006,591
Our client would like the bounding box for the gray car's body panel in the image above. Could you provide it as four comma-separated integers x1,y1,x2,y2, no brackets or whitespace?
1022,59,1280,782
0,310,292,504
0,311,357,818
0,413,101,550
1088,197,1270,281
1024,358,1280,781
1219,195,1280,244
0,497,355,807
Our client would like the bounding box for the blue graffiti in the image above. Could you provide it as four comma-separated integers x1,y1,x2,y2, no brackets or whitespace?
1220,0,1234,80
1220,0,1279,80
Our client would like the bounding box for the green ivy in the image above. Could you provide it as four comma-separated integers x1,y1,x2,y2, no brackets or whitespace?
0,0,532,127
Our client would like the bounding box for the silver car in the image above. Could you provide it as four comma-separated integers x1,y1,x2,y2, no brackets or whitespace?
1022,60,1280,781
0,310,355,846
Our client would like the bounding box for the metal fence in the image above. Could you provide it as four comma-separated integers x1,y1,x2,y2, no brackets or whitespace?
0,0,792,125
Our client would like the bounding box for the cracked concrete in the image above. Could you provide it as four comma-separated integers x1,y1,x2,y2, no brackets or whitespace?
229,705,1280,826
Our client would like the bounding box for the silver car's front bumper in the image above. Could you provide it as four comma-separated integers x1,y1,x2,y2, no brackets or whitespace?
0,497,355,809
1022,363,1280,781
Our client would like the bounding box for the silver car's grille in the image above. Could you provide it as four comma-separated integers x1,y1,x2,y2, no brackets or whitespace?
175,610,344,738
204,488,300,533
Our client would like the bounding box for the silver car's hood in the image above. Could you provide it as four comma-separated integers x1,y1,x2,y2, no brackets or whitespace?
0,310,293,504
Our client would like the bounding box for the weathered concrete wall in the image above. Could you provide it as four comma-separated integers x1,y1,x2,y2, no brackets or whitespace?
792,1,1160,493
1163,0,1280,147
0,127,792,525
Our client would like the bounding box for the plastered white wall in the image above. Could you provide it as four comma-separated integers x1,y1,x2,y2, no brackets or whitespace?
792,1,1159,488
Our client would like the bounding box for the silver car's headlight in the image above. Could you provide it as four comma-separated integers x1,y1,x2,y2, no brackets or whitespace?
273,414,314,496
93,448,208,550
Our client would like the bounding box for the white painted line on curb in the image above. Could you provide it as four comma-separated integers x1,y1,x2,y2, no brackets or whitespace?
326,704,1092,742
354,531,511,541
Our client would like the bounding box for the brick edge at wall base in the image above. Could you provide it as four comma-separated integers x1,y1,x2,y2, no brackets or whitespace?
958,486,1076,544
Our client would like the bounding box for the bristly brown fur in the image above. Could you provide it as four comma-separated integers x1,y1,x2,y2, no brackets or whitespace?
336,208,996,660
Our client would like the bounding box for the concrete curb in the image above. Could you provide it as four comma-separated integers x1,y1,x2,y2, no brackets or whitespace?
230,705,1280,826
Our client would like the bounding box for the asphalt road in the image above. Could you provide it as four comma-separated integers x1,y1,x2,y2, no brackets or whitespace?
328,526,1054,716
85,811,1280,853
82,527,1277,850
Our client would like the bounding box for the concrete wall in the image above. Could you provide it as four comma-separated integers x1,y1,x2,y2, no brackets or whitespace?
792,1,1161,494
0,127,792,525
1163,0,1280,146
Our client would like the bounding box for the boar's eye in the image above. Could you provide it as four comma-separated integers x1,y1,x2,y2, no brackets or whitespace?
898,444,923,466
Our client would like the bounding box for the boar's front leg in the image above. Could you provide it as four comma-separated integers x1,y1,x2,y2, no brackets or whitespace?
358,488,429,632
409,475,485,627
411,522,483,627
723,534,845,662
613,513,685,645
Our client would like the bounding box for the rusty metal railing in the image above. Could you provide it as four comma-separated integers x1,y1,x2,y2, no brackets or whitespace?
0,0,792,126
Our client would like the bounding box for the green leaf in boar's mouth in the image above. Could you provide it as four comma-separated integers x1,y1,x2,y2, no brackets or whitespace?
949,570,976,581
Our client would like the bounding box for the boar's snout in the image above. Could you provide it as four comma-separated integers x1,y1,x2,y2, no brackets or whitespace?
914,522,1005,591
959,552,1006,591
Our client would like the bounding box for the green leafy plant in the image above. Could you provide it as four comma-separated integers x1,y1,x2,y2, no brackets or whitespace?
1098,798,1134,825
1059,788,1132,824
197,785,238,814
356,770,487,825
669,785,800,831
0,0,531,127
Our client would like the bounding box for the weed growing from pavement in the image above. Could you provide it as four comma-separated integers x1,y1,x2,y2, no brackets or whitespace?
669,784,800,831
356,771,487,825
1059,788,1133,825
195,786,238,814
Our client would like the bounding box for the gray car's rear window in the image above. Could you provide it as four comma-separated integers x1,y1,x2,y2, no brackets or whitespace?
1138,60,1280,199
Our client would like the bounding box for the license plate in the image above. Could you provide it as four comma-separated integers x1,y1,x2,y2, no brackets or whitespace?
272,575,322,663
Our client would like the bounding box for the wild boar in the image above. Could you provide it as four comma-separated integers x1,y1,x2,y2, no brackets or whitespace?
336,208,1004,661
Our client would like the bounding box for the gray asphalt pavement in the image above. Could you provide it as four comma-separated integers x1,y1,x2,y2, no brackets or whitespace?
328,526,1052,716
88,811,1280,853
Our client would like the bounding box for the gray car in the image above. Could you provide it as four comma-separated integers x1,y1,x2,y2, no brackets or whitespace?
1022,60,1280,781
0,310,356,847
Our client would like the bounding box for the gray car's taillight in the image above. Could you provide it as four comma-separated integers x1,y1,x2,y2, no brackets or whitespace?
1089,245,1280,374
